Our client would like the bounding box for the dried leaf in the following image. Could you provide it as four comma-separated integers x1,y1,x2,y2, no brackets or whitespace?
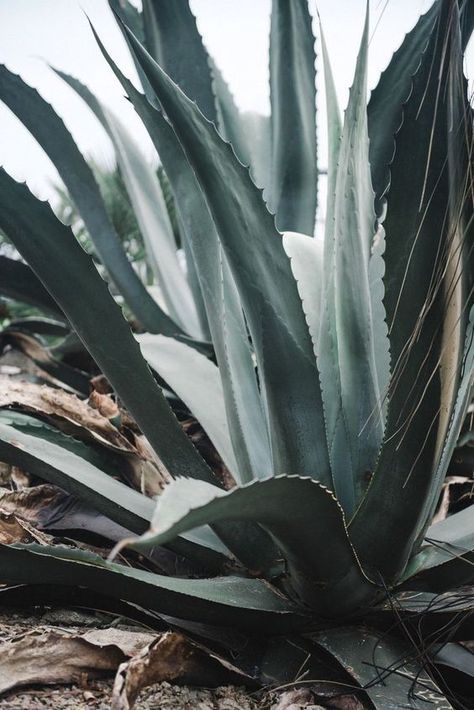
0,511,31,544
111,632,251,710
0,377,133,452
0,484,133,543
0,627,154,695
88,389,120,420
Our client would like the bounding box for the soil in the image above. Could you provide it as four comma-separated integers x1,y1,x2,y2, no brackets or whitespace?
0,607,265,709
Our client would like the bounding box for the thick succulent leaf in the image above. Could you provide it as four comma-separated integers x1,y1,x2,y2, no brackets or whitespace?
282,231,324,355
92,34,272,484
366,590,474,642
434,642,474,679
116,20,331,483
417,306,474,538
137,334,239,479
0,410,230,566
368,0,474,215
269,0,317,234
0,169,217,486
319,7,387,514
0,256,65,320
4,318,69,338
0,330,89,395
108,0,156,105
141,0,217,123
0,66,179,336
126,476,377,616
350,3,474,581
53,69,201,337
0,412,154,534
211,61,270,190
369,226,390,413
239,112,271,192
314,627,452,709
0,543,307,633
368,2,439,214
402,505,474,591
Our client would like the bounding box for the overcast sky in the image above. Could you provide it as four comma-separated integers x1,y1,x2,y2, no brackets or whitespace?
0,0,471,203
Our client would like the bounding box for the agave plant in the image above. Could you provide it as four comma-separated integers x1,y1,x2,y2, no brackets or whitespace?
0,0,473,705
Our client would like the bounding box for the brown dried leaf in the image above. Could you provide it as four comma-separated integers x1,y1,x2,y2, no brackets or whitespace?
433,475,473,523
0,377,133,452
0,484,132,543
111,632,251,710
0,627,154,695
0,510,31,544
88,390,120,420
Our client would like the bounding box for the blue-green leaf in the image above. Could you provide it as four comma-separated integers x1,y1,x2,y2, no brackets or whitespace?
125,475,377,616
269,0,317,234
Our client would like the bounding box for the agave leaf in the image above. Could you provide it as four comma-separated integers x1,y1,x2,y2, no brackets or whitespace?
367,1,439,215
0,177,272,591
210,61,271,191
314,627,452,709
114,18,331,483
52,69,202,338
137,334,239,479
0,410,230,566
0,412,154,534
0,169,217,486
368,0,474,215
108,0,154,98
0,330,90,395
91,34,272,484
0,66,180,336
318,5,387,513
402,505,474,591
366,590,474,642
417,306,474,538
125,475,377,616
239,112,271,192
282,231,324,354
0,256,65,320
141,0,217,123
434,642,474,679
269,0,317,234
350,3,474,581
0,543,306,633
4,318,69,338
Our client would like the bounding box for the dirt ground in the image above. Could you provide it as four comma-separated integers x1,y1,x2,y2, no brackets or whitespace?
0,607,271,710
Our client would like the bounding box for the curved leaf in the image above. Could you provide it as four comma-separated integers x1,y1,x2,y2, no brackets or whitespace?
137,334,239,478
114,17,331,483
0,256,64,319
211,61,270,190
91,35,273,484
368,0,474,215
0,65,179,336
0,412,154,534
319,6,387,513
314,627,452,709
141,0,217,123
402,505,474,591
269,0,317,234
0,543,307,633
0,169,217,486
282,231,324,354
350,3,474,581
125,475,377,616
0,411,230,566
52,68,202,338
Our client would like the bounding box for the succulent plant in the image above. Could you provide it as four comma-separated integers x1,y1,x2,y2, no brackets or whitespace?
0,0,473,705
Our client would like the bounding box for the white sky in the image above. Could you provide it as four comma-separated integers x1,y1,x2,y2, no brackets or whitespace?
0,0,471,203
